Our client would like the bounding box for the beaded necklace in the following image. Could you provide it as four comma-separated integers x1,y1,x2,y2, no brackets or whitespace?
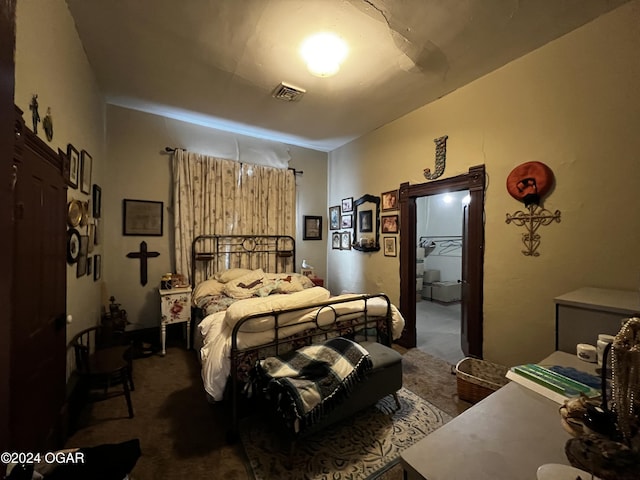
611,317,640,443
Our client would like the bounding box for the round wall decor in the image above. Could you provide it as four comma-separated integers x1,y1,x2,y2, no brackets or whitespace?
67,199,83,227
67,228,81,264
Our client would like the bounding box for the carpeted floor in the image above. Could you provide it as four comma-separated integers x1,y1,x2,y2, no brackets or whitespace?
64,344,471,479
241,387,451,480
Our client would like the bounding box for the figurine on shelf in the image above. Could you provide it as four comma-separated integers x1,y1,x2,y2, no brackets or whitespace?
29,94,40,134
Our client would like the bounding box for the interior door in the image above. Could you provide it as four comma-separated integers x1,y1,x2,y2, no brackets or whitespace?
460,204,470,356
10,118,67,450
398,165,485,357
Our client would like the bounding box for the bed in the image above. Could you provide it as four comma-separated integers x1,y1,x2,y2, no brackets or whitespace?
189,234,405,435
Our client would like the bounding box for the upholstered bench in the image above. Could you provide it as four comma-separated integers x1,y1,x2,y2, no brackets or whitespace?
297,340,403,438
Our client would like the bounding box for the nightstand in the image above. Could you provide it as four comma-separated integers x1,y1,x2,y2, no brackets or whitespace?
159,286,192,356
310,277,324,287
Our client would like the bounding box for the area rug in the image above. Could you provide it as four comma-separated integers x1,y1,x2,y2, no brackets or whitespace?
240,387,452,480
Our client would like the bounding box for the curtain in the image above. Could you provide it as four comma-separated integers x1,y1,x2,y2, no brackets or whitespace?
172,149,296,283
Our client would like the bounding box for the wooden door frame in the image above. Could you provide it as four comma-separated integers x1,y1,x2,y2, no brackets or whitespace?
0,0,16,465
397,165,485,358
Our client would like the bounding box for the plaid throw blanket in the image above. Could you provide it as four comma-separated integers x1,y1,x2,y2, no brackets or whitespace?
252,337,372,433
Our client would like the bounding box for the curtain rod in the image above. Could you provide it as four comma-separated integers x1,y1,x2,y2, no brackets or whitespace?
165,146,302,175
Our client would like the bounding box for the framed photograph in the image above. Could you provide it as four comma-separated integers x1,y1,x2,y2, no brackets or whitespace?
340,214,352,229
329,205,340,230
87,256,93,276
303,215,322,240
341,197,353,213
383,237,397,257
76,235,89,278
87,222,95,253
340,231,351,250
66,228,81,264
123,199,164,236
94,255,101,281
92,184,101,218
58,148,71,188
359,209,373,232
301,268,314,277
67,144,80,189
381,214,399,234
381,190,398,211
332,232,341,249
80,150,92,194
94,218,100,245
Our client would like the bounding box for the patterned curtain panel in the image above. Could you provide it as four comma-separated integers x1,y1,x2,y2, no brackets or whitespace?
172,149,295,283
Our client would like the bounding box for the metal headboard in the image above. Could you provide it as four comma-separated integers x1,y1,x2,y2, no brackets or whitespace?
190,234,296,286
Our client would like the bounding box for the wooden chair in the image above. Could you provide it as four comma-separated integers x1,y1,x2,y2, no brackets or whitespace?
71,325,135,418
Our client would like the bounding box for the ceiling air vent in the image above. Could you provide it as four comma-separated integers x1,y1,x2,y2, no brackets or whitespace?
272,82,306,102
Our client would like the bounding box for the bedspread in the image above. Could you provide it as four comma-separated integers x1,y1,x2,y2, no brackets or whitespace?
198,291,405,401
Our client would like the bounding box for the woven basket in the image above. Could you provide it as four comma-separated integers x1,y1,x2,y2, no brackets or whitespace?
455,357,509,403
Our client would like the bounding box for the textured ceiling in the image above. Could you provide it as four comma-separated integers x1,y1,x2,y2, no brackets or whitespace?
66,0,628,151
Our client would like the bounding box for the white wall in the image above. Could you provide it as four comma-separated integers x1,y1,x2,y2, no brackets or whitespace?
15,0,105,342
103,106,328,330
417,192,466,283
328,1,640,366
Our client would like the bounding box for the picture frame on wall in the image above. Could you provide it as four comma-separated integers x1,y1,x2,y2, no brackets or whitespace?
76,235,89,278
87,256,93,276
383,237,397,257
381,190,398,211
94,255,101,281
123,199,164,236
332,232,341,249
59,148,71,187
381,214,399,233
80,150,92,194
340,214,352,229
359,209,373,232
329,205,340,230
67,144,80,189
340,231,351,250
303,215,322,240
92,184,101,218
341,197,353,213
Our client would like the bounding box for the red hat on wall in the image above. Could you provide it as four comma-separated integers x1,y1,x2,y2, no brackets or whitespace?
506,161,554,207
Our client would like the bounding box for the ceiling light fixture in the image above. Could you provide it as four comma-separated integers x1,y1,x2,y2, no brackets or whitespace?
300,32,348,78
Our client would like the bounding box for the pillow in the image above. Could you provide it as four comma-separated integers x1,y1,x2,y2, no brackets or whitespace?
223,269,272,299
265,273,305,293
297,274,316,289
214,268,253,283
192,279,225,304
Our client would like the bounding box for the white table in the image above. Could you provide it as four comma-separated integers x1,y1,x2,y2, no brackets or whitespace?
401,351,598,480
159,287,192,356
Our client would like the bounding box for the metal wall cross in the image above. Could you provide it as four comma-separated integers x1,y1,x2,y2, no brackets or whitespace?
506,204,561,256
126,241,160,285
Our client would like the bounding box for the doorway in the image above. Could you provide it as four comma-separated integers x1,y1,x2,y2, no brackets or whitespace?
415,191,467,364
397,165,485,359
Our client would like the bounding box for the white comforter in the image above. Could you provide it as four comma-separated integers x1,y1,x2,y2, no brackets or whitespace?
198,288,405,401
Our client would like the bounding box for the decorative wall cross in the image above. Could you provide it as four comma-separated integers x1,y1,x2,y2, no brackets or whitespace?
126,241,160,286
505,204,561,256
424,135,448,180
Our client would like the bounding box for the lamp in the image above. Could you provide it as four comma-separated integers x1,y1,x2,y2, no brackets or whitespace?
300,32,348,77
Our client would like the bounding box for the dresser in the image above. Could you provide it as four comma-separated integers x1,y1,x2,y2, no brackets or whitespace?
159,287,192,356
554,287,639,353
401,351,598,480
